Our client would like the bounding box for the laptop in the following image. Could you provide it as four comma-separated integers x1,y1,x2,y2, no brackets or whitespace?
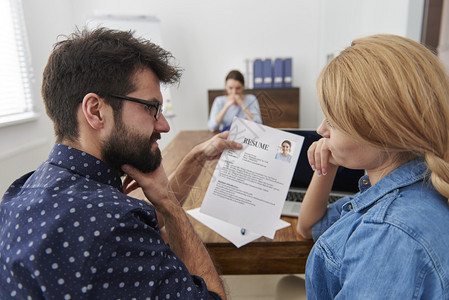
281,129,365,217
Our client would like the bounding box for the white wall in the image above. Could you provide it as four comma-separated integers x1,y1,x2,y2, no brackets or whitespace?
0,0,73,195
316,0,424,122
69,0,323,142
438,0,449,73
0,0,423,195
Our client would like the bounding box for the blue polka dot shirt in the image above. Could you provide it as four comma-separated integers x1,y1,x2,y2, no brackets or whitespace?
0,144,220,299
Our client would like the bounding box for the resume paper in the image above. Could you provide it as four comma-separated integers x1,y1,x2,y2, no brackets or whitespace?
200,117,304,238
187,208,290,248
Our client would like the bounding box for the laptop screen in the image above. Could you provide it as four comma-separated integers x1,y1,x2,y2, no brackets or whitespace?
284,129,365,193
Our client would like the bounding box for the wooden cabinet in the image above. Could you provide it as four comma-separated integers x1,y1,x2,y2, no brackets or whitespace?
208,87,300,128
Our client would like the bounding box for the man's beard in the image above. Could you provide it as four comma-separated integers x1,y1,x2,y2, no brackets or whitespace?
101,119,162,176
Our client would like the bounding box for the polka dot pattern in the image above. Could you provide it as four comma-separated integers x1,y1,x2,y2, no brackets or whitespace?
0,144,219,299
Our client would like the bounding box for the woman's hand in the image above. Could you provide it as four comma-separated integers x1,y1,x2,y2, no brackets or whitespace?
307,138,338,176
233,94,244,105
227,94,243,105
228,93,254,121
297,138,339,239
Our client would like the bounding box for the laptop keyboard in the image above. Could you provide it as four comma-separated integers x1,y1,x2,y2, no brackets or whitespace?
286,191,342,204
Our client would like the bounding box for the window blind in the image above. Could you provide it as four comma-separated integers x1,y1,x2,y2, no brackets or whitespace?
0,0,33,119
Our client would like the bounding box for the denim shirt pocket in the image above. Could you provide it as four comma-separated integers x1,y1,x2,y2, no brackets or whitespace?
315,238,342,275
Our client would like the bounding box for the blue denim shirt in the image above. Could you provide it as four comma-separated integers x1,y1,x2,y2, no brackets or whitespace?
307,158,449,299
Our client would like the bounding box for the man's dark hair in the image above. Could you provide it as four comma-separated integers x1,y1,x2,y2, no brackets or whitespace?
42,27,182,142
225,70,245,86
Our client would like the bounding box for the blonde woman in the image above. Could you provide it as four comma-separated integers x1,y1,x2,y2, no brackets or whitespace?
297,35,449,298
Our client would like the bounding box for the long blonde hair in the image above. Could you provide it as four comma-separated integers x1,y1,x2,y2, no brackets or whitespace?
317,34,449,199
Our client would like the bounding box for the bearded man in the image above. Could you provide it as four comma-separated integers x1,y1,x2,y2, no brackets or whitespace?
0,28,241,300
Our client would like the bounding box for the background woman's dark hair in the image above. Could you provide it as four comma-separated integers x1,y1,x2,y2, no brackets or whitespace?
225,70,245,86
42,27,182,143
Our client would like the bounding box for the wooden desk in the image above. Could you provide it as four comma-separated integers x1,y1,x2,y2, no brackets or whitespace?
154,130,313,275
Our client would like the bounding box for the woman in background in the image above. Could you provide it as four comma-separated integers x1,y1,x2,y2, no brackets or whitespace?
208,70,262,132
297,34,449,298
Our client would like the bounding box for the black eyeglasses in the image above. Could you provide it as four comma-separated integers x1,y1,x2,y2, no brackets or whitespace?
106,94,163,120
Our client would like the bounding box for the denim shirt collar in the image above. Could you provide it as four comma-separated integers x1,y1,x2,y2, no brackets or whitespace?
351,158,428,212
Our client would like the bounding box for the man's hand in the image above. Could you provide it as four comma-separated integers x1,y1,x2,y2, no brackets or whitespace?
168,131,242,207
122,163,177,213
122,160,226,299
122,131,242,211
194,130,243,163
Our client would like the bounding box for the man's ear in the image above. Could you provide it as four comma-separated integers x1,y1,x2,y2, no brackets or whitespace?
81,93,109,130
